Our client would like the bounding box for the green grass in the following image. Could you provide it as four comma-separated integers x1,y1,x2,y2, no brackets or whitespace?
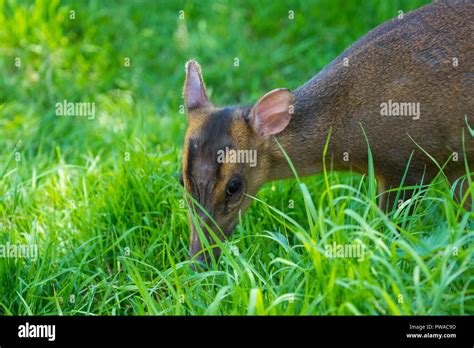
0,0,473,315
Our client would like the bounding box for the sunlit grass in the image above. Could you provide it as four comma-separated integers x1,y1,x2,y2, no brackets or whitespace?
0,0,472,315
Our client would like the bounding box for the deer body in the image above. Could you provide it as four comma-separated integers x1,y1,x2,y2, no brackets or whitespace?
182,0,474,266
272,0,474,203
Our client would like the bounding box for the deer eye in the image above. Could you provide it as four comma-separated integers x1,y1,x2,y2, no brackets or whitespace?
226,177,242,197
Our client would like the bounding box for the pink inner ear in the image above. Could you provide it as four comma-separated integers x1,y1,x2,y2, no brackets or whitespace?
184,60,209,110
253,89,294,137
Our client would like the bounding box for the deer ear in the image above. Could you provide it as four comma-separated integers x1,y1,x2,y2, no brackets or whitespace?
248,88,294,138
183,59,210,111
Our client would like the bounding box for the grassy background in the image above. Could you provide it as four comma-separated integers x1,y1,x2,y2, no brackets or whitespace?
0,0,472,315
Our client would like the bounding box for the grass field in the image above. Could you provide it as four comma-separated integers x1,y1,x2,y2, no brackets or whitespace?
0,0,472,315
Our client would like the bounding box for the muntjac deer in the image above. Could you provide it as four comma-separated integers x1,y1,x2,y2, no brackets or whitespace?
181,0,474,267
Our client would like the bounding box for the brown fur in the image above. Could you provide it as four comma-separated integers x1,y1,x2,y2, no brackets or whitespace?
182,0,474,265
282,0,474,209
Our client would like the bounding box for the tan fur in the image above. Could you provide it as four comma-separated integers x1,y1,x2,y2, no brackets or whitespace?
183,0,474,265
272,0,474,210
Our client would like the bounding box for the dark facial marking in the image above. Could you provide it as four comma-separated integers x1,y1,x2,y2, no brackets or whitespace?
185,107,235,205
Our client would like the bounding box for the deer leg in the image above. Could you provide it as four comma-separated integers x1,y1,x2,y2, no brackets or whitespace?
378,176,422,214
